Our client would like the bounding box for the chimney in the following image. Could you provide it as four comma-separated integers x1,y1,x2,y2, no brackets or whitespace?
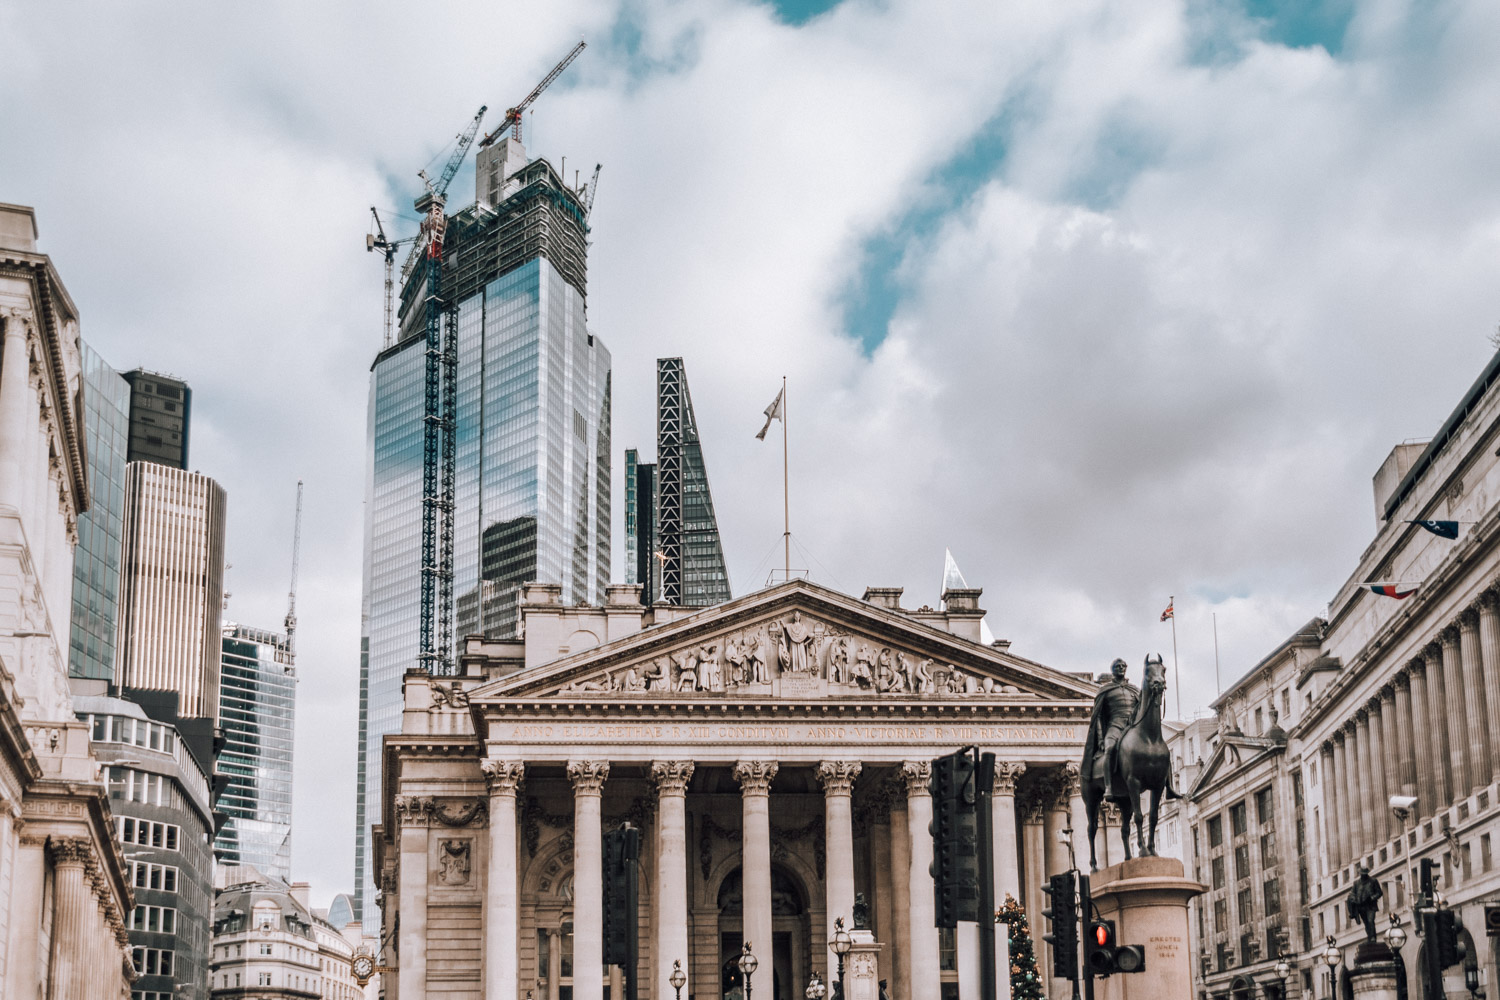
0,203,39,253
290,881,311,910
862,587,904,611
1372,441,1427,522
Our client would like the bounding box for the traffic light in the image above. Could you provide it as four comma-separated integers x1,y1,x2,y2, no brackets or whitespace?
1433,908,1466,970
1085,919,1147,977
602,825,639,966
928,751,979,927
1040,871,1079,980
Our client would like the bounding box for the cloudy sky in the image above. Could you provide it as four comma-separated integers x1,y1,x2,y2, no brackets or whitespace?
5,0,1499,902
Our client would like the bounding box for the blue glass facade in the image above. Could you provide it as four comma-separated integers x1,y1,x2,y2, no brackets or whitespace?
354,232,610,923
216,624,296,880
69,341,131,680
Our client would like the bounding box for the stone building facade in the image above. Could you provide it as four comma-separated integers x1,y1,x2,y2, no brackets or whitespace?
211,867,362,1000
0,201,134,997
374,579,1098,1000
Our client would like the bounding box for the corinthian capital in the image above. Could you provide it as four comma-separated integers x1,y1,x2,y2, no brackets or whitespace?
651,760,696,795
1060,761,1082,798
566,760,610,795
993,761,1027,794
817,760,862,797
481,759,525,796
394,795,435,825
901,760,932,796
734,760,778,795
49,836,92,867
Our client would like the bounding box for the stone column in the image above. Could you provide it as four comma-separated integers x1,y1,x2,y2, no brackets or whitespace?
1407,658,1436,815
1320,744,1338,869
871,811,893,961
1349,719,1370,861
1332,731,1351,868
1441,627,1474,796
46,838,90,1000
1480,591,1500,779
902,760,940,1000
1427,641,1455,806
890,790,911,1000
569,760,610,1000
1021,798,1047,965
1355,712,1376,858
1460,609,1492,789
483,760,525,1000
398,796,431,998
548,929,563,1000
0,313,32,503
1365,705,1388,846
1378,686,1401,828
818,761,861,940
735,760,778,976
1393,672,1418,799
993,762,1025,906
652,760,694,1000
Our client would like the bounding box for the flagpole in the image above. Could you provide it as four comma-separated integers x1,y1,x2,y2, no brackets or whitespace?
781,375,789,581
1170,595,1181,719
1212,612,1221,696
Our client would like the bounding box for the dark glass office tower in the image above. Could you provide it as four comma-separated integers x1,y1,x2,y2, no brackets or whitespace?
216,623,296,880
121,369,191,469
354,143,609,925
69,342,131,680
625,358,731,607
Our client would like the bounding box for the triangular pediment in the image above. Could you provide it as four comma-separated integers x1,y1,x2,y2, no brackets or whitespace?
1189,734,1282,798
469,580,1096,704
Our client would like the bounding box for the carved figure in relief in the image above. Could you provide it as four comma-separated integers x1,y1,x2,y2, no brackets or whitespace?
852,644,876,688
700,643,723,692
563,675,611,693
874,647,895,691
723,635,746,686
644,657,670,692
748,628,771,684
779,611,815,673
618,665,645,692
914,658,934,693
438,840,471,885
894,651,916,692
828,637,850,684
674,649,699,692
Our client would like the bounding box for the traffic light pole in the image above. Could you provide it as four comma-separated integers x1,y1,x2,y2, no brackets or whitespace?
1079,872,1093,1000
625,828,639,1000
975,750,996,1000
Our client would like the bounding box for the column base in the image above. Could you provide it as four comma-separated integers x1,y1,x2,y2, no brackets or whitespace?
846,929,885,1000
1349,942,1400,1000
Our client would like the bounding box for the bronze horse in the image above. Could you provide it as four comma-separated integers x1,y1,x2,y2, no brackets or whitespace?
1082,654,1174,867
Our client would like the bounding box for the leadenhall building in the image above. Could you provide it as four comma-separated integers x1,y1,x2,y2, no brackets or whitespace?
373,579,1097,1000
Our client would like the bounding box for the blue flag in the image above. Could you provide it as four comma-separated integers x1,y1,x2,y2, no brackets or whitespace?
1408,520,1459,539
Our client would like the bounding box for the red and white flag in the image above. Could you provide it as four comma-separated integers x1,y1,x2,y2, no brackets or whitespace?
1160,600,1174,622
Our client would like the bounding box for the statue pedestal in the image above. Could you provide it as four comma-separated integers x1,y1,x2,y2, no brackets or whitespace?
845,929,884,1000
1087,857,1205,1000
1347,942,1400,1000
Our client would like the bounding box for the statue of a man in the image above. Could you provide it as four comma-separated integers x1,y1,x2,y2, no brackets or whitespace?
1082,658,1140,803
1347,866,1383,942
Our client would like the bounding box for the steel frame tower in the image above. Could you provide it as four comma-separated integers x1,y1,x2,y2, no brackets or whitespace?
656,359,684,605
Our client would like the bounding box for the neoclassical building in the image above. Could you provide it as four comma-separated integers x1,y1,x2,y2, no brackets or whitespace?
374,579,1098,1000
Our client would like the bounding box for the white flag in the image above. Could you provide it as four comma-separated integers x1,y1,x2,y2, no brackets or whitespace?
755,386,784,440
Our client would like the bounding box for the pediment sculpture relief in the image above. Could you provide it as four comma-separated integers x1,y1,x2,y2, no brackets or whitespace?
556,610,1029,699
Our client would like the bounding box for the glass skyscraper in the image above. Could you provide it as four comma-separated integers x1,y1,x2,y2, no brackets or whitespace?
625,357,730,607
354,148,610,925
69,342,131,681
216,623,296,880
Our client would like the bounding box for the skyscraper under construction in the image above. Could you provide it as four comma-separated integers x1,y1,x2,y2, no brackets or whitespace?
353,134,610,925
625,358,731,608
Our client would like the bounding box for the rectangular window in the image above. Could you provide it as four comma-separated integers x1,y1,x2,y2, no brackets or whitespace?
1208,816,1224,847
938,925,956,971
1483,833,1492,873
1214,898,1228,932
1264,878,1281,914
1292,772,1304,808
260,943,273,956
1255,786,1274,825
1261,832,1277,868
1238,887,1254,923
259,973,272,986
1217,943,1232,972
1240,933,1254,966
1230,801,1248,836
1235,844,1250,881
1212,857,1226,889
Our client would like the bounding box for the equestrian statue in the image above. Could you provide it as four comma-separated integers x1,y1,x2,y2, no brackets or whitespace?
1081,653,1179,869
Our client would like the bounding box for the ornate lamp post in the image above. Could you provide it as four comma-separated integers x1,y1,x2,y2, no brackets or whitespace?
1273,952,1290,999
829,917,853,1000
806,971,826,1000
670,960,687,1000
1324,936,1342,996
739,942,759,1000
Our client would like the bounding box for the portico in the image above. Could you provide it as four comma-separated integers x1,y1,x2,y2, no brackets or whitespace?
375,579,1095,1000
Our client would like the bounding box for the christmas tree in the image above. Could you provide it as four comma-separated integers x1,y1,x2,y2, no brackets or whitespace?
996,893,1045,1000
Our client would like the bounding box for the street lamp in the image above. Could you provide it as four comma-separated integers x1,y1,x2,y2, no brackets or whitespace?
739,942,759,1000
806,971,826,1000
1387,914,1407,952
670,960,686,1000
830,916,853,1000
1324,936,1342,997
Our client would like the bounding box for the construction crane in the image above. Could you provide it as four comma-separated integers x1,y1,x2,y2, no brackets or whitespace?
582,163,602,217
284,480,303,663
366,209,418,349
411,105,487,676
478,40,586,148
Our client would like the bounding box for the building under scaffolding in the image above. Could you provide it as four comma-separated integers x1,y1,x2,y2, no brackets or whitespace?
355,138,610,926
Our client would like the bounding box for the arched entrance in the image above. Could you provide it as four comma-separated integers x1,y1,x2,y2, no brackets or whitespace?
716,865,811,1000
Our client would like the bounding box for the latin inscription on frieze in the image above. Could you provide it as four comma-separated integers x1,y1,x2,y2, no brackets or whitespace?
494,720,1082,746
